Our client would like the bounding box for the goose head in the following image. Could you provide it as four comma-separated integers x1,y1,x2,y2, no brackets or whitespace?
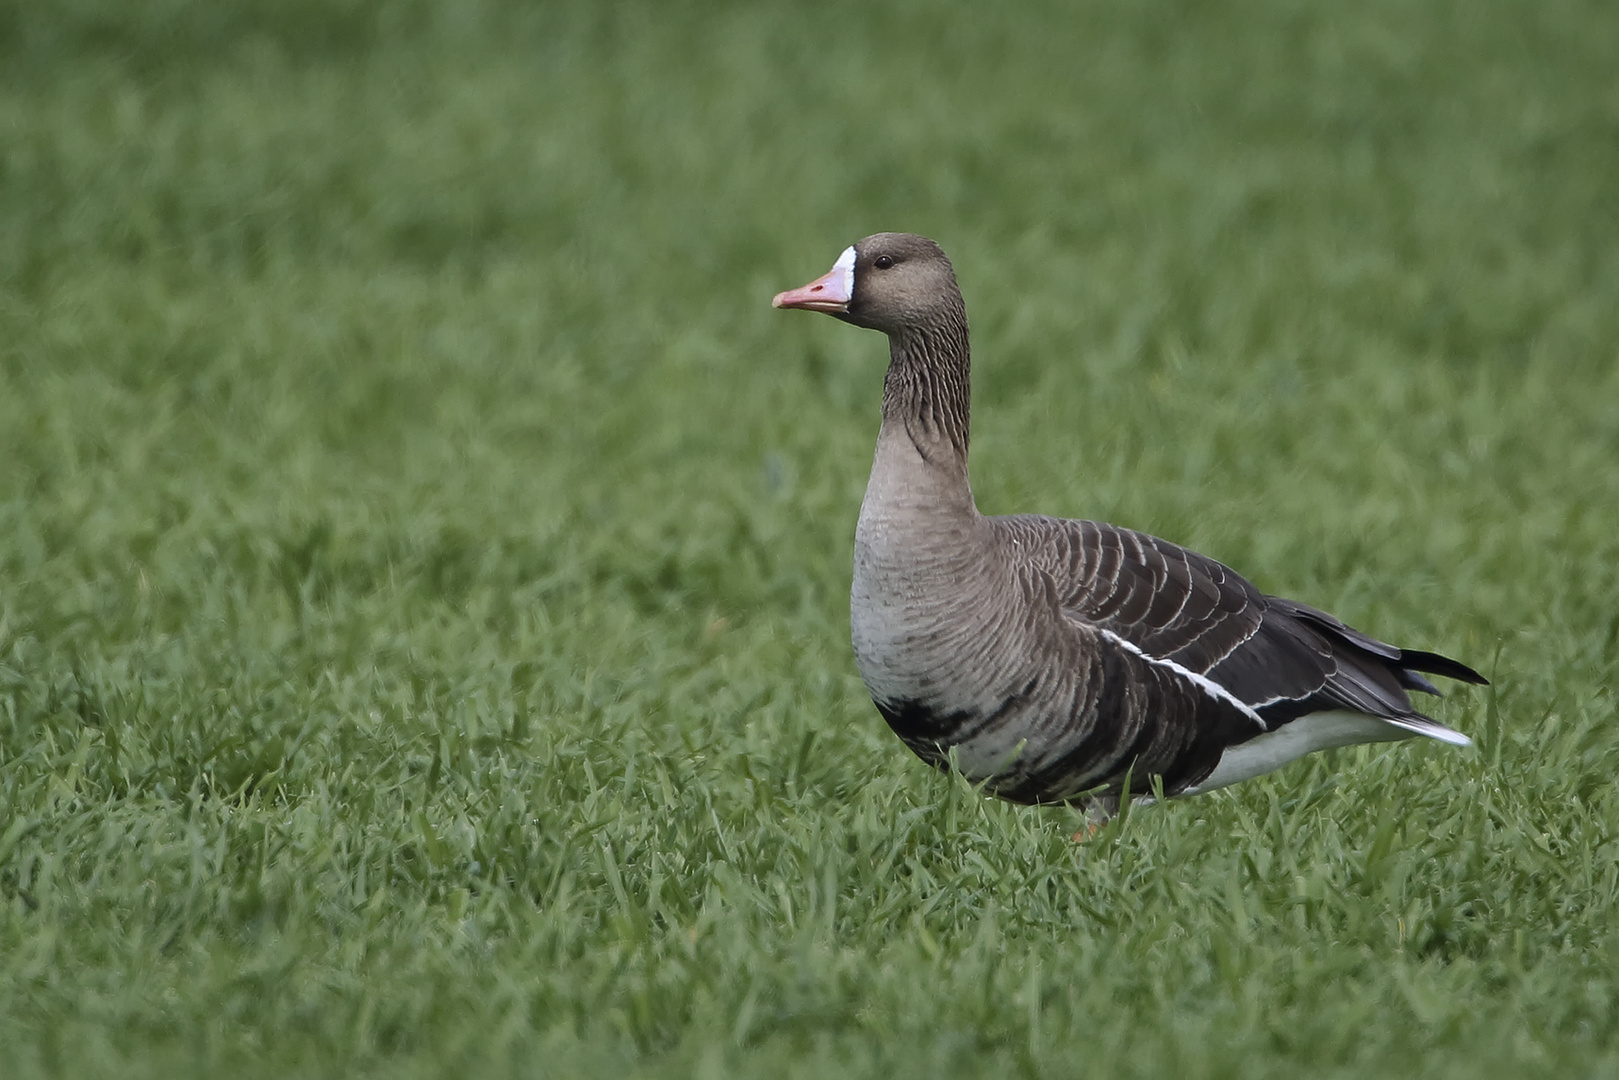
773,232,962,335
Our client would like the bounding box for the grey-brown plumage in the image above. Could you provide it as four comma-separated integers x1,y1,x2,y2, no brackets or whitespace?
773,232,1486,812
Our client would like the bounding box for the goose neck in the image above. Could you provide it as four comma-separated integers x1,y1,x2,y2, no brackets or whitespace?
880,309,972,460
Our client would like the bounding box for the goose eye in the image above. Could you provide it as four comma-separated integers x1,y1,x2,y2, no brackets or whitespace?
874,255,895,270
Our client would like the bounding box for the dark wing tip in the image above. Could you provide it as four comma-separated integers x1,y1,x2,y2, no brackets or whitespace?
1398,648,1489,687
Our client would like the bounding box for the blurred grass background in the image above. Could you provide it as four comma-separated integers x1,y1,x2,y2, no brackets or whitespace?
2,0,1617,1076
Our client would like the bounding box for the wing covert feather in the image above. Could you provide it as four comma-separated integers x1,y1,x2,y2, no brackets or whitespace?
993,515,1481,725
1002,517,1266,679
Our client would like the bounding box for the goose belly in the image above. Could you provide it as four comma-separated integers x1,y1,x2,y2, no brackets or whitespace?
849,524,995,707
850,538,1040,779
849,569,964,709
850,595,1094,798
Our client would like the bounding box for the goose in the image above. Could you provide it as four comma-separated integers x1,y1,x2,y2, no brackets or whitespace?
773,232,1486,820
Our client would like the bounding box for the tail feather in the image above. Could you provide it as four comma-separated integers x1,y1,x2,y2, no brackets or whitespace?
1280,599,1489,690
1398,648,1488,687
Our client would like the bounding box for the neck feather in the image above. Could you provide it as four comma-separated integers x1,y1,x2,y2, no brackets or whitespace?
880,298,971,460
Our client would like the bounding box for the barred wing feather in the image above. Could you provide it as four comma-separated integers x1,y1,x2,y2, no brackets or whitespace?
1004,516,1485,735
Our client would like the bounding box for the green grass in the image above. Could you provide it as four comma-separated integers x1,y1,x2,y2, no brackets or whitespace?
2,0,1618,1075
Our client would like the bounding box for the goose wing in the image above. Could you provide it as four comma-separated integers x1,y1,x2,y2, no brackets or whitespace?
998,516,1485,733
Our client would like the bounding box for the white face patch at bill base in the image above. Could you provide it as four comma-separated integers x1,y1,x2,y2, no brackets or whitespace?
831,245,857,299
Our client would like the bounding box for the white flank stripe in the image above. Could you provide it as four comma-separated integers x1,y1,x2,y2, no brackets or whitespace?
1095,627,1267,730
1385,716,1474,747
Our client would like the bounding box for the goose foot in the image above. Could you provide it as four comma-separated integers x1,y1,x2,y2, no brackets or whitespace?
1071,795,1119,842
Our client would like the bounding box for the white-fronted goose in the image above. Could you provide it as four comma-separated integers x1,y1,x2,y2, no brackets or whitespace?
774,233,1485,817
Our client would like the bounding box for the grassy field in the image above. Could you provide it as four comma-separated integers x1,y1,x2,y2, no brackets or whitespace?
3,0,1618,1075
